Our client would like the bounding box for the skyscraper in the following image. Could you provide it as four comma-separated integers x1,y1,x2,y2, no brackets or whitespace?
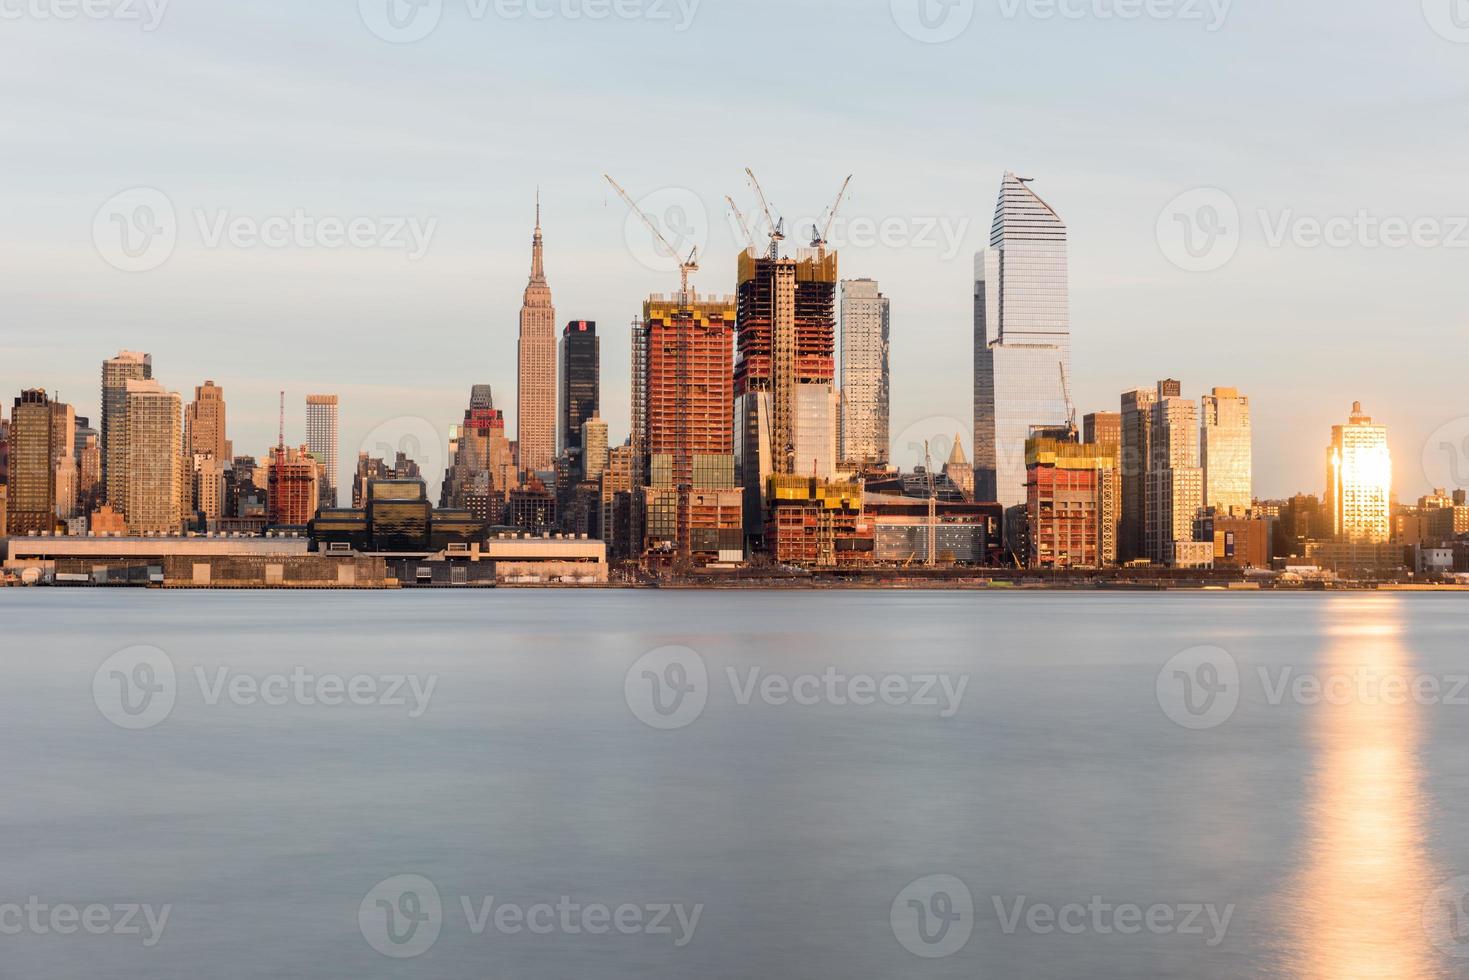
734,247,838,542
306,394,340,508
8,389,68,535
558,320,599,474
1119,387,1159,563
267,444,320,527
101,350,152,506
186,380,231,462
121,378,184,535
1201,386,1252,517
517,196,557,476
1327,401,1391,544
1145,381,1203,565
1084,412,1121,452
582,416,609,483
838,278,890,469
974,173,1072,512
643,293,741,561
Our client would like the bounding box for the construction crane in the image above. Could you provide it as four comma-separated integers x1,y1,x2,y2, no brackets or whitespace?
604,174,699,302
810,174,853,257
726,195,757,253
1059,362,1078,442
923,440,938,568
743,167,785,261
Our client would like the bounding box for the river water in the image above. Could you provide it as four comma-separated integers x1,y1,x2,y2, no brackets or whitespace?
1,590,1467,978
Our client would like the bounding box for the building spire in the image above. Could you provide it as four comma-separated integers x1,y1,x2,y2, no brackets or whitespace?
529,190,546,283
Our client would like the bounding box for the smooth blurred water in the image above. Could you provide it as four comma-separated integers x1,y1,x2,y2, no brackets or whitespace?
2,590,1468,979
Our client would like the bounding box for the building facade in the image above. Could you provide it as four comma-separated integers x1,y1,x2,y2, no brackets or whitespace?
121,379,184,535
267,444,320,527
558,320,599,476
185,380,231,463
974,173,1072,511
1201,386,1252,517
517,199,557,476
306,394,340,509
8,389,69,535
1145,382,1203,566
1327,401,1391,544
838,278,890,469
1119,386,1157,562
1025,437,1119,568
101,350,152,507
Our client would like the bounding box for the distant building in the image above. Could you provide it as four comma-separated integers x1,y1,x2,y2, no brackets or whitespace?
507,479,557,533
601,443,640,562
1119,386,1158,562
1201,387,1251,517
75,421,103,517
1025,437,1119,569
558,320,599,475
517,199,557,476
442,385,516,516
735,248,838,546
8,389,69,535
185,380,232,462
943,435,974,501
192,453,227,528
311,478,483,554
1145,381,1203,567
765,475,870,568
1195,511,1272,569
582,417,608,484
121,379,184,535
267,444,320,527
1084,411,1121,452
974,173,1072,512
306,394,340,509
642,293,741,563
101,350,152,507
1327,401,1391,544
838,278,890,469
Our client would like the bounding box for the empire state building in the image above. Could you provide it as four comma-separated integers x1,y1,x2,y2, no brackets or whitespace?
517,196,557,476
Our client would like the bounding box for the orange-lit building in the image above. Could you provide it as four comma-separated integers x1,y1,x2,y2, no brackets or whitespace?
267,444,320,527
765,475,872,568
1025,438,1119,569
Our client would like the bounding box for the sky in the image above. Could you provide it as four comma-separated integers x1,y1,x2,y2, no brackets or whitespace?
3,0,1467,500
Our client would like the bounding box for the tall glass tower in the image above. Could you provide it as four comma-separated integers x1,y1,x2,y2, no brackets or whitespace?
973,173,1071,513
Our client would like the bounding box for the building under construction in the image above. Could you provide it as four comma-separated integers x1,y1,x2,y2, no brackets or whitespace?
638,293,743,564
1024,437,1120,569
765,474,871,568
734,248,840,547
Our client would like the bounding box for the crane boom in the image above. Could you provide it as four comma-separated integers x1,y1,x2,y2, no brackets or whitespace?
811,174,853,253
604,173,699,301
726,195,757,252
743,167,785,260
1059,362,1077,441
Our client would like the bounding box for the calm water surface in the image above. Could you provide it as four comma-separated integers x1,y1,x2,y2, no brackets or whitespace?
2,590,1468,978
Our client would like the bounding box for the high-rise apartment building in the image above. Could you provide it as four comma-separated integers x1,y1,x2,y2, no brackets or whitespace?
101,350,152,507
1145,381,1202,565
1084,411,1121,451
734,248,838,542
75,422,103,517
1327,401,1391,544
121,379,184,535
1201,387,1252,517
582,417,608,483
517,199,557,476
192,453,227,527
306,394,340,508
1119,387,1158,562
642,293,741,561
838,278,890,469
185,380,231,462
974,173,1072,511
8,389,69,535
558,320,599,474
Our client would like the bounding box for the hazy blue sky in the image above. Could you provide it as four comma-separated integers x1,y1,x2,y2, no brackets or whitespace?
3,0,1466,498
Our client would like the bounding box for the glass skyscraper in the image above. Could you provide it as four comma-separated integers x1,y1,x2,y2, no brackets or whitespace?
973,173,1071,512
